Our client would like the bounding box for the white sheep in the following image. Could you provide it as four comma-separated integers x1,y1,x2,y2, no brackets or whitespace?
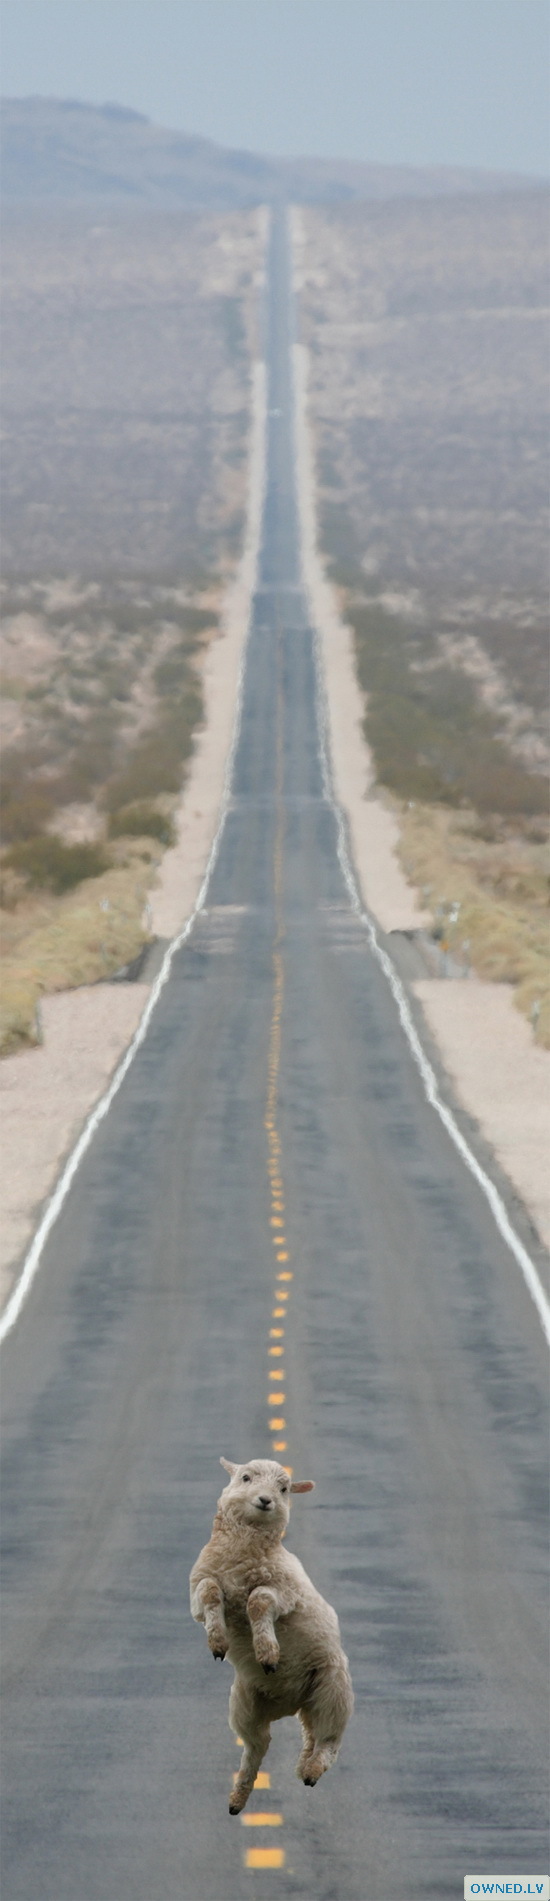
190,1456,354,1814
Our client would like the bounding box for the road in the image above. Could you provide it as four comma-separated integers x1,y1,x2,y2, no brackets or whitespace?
1,211,548,1901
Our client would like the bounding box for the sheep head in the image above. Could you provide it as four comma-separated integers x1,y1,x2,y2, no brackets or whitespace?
218,1458,314,1539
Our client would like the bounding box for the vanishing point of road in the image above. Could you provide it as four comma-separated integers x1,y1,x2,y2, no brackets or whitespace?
1,213,548,1901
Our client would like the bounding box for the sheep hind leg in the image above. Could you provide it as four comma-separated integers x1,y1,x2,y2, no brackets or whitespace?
228,1680,271,1816
296,1710,340,1786
296,1710,316,1781
297,1663,354,1787
301,1737,340,1785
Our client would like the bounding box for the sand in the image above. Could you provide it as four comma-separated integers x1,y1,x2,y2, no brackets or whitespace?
413,980,550,1257
0,360,266,1310
0,986,149,1293
292,310,549,1259
293,337,430,937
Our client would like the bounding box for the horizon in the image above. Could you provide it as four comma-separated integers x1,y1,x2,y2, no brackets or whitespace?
1,0,548,179
2,90,547,184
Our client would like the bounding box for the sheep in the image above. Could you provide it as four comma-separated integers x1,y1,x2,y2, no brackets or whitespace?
190,1456,354,1814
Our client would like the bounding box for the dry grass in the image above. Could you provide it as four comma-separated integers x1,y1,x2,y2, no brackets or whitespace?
398,804,550,1044
0,846,160,1055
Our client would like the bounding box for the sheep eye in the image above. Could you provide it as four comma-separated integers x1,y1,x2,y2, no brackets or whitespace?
280,1485,288,1494
242,1474,251,1483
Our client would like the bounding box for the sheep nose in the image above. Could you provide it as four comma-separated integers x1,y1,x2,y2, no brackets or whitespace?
258,1496,271,1508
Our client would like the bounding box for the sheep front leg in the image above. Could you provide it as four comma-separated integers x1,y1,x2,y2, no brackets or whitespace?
246,1586,281,1673
191,1576,228,1661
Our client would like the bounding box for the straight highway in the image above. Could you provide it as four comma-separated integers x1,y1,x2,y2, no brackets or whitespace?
1,211,548,1901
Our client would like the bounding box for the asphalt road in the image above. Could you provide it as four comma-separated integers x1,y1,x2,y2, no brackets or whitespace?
1,212,548,1901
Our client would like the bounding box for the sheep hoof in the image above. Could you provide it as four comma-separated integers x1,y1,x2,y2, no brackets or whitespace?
262,1661,277,1674
229,1784,250,1815
212,1649,226,1661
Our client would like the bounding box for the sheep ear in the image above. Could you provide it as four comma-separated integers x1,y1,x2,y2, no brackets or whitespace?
220,1457,238,1476
290,1480,315,1493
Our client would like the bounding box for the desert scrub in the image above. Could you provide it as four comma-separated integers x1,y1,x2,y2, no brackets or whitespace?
0,574,221,1055
0,756,56,842
0,852,157,1056
399,803,550,1045
346,598,547,818
108,804,176,846
104,679,203,813
320,560,549,1041
6,835,110,894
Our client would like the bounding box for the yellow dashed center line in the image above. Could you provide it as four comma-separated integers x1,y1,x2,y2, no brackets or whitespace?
250,632,295,1879
245,1848,286,1869
241,1812,283,1827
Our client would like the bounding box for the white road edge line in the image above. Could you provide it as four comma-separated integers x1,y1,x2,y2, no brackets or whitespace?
296,384,550,1351
0,361,267,1348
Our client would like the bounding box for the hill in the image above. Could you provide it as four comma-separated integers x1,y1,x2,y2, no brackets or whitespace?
1,96,543,206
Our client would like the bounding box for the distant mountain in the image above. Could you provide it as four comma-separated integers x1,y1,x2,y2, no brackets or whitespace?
1,97,544,206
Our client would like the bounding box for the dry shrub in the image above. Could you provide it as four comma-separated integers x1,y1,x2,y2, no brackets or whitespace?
6,835,110,894
104,682,202,813
0,972,42,1057
399,802,550,1044
0,854,156,1054
348,597,548,817
108,804,175,846
0,775,55,843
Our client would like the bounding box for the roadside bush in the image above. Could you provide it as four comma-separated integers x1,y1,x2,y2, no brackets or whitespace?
178,607,217,637
217,295,246,361
6,835,110,894
108,804,175,846
320,499,365,590
104,682,202,813
0,771,55,843
350,600,548,818
154,650,194,694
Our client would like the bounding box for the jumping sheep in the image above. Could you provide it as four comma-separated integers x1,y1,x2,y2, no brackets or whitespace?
190,1457,354,1813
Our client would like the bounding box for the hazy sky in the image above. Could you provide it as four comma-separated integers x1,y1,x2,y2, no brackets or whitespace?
1,0,549,175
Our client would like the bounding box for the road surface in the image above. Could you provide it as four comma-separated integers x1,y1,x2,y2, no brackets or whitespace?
1,211,548,1901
